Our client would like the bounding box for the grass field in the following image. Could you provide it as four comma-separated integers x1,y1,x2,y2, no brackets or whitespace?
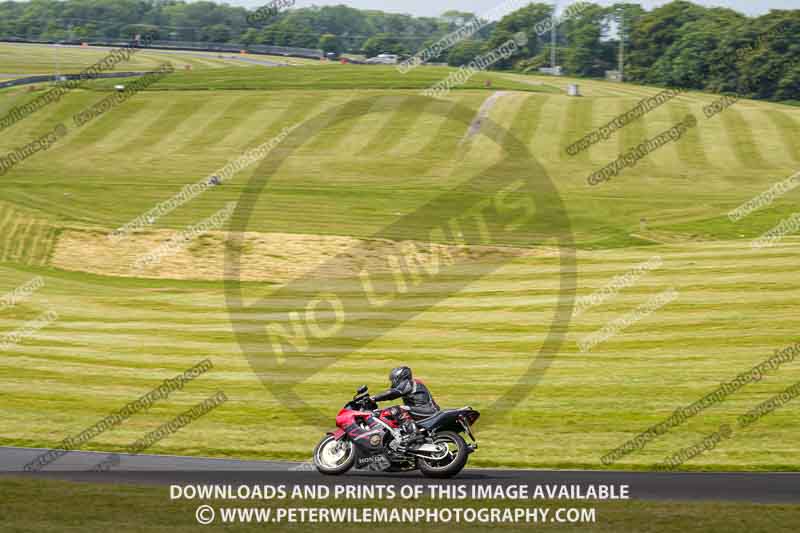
0,50,799,471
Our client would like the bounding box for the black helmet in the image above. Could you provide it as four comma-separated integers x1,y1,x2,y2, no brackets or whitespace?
389,366,412,388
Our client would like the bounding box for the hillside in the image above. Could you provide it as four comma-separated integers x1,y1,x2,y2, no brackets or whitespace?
0,63,799,470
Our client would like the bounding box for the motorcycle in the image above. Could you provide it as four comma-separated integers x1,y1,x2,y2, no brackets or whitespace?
313,385,480,478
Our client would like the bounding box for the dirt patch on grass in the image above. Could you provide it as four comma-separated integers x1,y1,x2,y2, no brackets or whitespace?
51,229,543,282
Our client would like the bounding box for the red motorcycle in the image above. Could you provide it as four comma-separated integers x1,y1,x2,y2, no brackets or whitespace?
313,385,480,478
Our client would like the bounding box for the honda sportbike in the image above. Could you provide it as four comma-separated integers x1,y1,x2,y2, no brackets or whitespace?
313,385,480,478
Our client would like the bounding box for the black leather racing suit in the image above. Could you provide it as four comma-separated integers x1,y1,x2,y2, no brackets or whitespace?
372,379,440,419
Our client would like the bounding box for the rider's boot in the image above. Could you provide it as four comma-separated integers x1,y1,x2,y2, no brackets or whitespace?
399,420,426,445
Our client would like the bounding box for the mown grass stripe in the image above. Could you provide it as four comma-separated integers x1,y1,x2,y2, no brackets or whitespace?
34,225,56,266
0,205,15,242
276,94,354,158
560,96,594,164
667,101,711,170
385,97,455,158
358,96,427,156
720,107,768,169
111,98,198,155
56,96,161,154
302,96,378,153
766,109,800,164
0,218,21,262
0,90,77,146
505,94,549,159
11,218,32,261
416,95,477,160
144,96,228,159
184,93,255,150
8,190,98,225
34,223,56,266
533,95,570,164
217,96,290,149
21,219,42,263
334,95,408,154
492,92,530,150
4,216,23,262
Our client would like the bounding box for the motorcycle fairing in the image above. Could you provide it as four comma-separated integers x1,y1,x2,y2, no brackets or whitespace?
327,428,346,440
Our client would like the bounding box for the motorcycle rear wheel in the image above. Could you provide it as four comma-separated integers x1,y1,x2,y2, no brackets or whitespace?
313,435,356,475
418,431,468,478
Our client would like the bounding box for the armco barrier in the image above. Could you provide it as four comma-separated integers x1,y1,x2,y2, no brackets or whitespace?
0,38,324,61
0,71,148,91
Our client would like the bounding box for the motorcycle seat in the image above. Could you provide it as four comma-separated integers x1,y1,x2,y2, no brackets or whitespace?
408,409,439,421
415,408,475,431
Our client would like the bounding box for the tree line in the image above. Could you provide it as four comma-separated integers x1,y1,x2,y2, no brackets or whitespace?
0,1,797,102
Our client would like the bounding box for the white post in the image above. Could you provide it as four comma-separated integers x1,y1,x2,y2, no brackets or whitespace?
551,13,557,68
618,13,625,82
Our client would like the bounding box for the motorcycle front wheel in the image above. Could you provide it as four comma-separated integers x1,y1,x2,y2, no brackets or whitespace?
313,435,356,475
417,431,469,478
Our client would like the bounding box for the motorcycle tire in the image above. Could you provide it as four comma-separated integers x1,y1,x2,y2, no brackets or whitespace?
418,431,469,478
313,435,356,475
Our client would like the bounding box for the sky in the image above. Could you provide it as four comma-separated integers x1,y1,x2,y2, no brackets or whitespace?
232,0,795,18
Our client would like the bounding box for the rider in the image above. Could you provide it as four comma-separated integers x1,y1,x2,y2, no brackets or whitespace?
371,366,440,443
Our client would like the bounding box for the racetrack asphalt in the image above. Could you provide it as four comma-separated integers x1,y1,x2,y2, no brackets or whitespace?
1,447,798,503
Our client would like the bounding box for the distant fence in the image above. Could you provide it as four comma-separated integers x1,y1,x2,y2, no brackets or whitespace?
0,37,324,60
155,40,323,59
